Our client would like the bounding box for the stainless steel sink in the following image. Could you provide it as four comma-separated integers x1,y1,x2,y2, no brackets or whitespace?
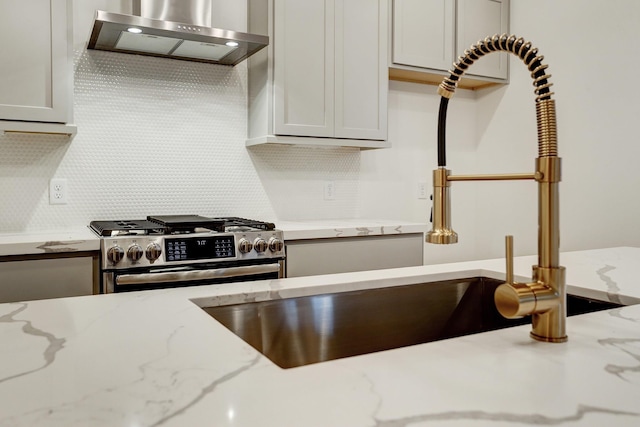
202,277,622,369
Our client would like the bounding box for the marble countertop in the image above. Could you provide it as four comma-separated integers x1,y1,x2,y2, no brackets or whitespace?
0,227,99,256
1,247,640,426
0,219,426,256
275,219,428,240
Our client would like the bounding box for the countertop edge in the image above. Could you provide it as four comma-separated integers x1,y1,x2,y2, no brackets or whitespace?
0,228,100,256
0,220,427,256
277,219,429,240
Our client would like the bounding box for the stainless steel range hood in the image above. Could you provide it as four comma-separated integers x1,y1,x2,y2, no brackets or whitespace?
87,0,268,66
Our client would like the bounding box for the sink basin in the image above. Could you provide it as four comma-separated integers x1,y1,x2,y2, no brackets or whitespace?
202,277,622,369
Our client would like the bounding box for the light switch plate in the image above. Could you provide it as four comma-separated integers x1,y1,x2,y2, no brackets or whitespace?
324,181,335,200
417,182,428,199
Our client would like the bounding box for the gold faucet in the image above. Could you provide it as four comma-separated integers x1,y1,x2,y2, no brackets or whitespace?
426,34,566,343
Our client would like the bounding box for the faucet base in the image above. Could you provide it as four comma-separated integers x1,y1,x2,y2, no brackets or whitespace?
425,230,458,245
530,331,568,343
530,266,567,342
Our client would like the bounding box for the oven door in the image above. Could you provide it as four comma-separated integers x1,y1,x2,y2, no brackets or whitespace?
102,259,283,293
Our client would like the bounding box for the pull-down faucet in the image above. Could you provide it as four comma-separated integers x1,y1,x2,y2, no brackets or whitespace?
427,34,566,343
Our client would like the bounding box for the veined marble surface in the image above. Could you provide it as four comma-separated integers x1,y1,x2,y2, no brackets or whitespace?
277,219,428,240
0,220,424,256
0,227,99,256
1,247,639,426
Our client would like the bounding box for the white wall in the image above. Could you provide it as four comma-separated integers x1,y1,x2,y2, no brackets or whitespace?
362,0,640,264
474,0,640,260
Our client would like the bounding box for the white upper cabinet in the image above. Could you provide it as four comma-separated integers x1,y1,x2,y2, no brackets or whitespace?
273,0,334,138
248,0,389,148
392,0,454,71
390,0,509,89
335,0,388,140
0,0,76,136
456,0,509,80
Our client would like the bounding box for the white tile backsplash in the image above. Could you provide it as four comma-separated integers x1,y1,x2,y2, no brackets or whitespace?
0,49,360,232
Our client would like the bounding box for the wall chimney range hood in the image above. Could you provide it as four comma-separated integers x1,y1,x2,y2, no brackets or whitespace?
87,0,268,66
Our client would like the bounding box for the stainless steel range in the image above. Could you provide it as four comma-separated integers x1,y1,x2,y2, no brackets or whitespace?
90,215,285,293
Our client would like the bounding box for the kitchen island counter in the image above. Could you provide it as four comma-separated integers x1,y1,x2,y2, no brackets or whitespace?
1,247,639,426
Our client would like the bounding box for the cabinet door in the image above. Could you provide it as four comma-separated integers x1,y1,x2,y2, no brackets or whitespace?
0,256,95,303
285,234,424,278
392,0,455,71
456,0,509,80
335,0,387,140
273,0,335,137
0,0,71,123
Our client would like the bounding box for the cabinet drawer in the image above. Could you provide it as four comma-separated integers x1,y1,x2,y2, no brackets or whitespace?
285,234,423,277
0,255,96,303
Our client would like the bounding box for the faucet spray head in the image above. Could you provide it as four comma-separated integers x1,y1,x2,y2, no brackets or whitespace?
426,168,458,244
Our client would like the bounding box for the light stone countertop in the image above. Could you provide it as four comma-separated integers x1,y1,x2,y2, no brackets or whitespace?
0,227,100,256
1,247,640,426
276,219,428,240
0,220,426,256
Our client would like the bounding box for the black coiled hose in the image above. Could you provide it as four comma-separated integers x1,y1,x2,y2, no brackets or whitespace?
437,34,555,167
437,97,449,167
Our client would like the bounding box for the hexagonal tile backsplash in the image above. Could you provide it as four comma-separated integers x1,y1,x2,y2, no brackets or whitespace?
0,50,359,232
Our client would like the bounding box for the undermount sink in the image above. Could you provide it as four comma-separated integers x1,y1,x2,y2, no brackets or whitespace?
202,277,622,369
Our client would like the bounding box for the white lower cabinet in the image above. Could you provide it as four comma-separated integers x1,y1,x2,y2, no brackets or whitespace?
0,255,97,303
247,0,389,148
285,234,424,278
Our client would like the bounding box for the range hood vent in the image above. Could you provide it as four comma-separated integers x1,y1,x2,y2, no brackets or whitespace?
87,0,268,66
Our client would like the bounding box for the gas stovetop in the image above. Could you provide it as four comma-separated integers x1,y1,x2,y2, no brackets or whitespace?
90,215,276,237
91,215,284,270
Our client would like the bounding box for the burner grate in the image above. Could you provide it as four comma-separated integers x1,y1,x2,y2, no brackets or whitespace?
146,215,225,233
90,216,276,236
219,217,276,231
89,220,164,237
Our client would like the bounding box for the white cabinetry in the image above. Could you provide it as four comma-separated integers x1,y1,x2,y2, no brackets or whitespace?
392,0,455,72
456,0,509,80
0,0,76,136
390,0,509,89
285,234,423,278
248,0,389,148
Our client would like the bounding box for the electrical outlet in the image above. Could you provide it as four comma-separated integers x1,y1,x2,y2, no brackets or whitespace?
324,181,335,200
49,178,68,205
417,182,428,199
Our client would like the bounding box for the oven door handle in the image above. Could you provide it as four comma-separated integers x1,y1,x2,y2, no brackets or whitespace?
115,263,282,286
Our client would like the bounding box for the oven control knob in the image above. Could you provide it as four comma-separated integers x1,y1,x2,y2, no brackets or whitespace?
268,237,284,253
253,238,268,253
127,244,144,262
145,242,162,262
107,245,124,265
238,238,253,254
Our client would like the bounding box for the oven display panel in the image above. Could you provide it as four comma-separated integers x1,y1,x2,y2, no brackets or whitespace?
165,236,236,261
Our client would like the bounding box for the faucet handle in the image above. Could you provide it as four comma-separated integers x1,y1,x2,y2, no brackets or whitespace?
495,234,537,319
505,235,514,284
